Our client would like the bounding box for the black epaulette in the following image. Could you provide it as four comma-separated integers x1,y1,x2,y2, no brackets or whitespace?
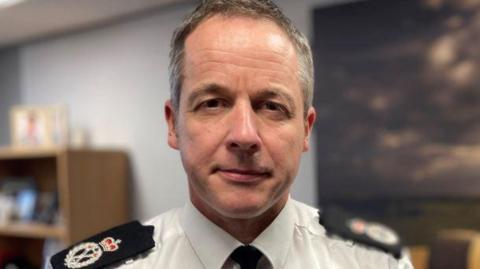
51,221,155,269
318,206,403,259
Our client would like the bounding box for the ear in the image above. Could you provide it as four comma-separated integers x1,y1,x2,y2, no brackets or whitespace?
165,100,179,150
303,106,316,152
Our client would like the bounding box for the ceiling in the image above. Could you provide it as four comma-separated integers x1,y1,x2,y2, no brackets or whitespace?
0,0,189,49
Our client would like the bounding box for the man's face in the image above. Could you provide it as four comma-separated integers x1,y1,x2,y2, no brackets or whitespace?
165,15,315,220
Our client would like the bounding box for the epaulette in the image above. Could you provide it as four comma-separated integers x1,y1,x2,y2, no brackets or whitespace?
318,206,403,259
51,221,155,269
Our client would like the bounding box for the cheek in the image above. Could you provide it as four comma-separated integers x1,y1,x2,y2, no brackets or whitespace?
178,119,226,164
265,127,305,166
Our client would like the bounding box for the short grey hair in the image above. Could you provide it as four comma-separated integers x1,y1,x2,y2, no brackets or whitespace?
169,0,314,117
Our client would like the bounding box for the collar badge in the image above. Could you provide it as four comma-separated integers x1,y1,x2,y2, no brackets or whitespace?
64,237,122,268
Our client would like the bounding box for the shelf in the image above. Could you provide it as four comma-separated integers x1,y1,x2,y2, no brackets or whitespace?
0,148,129,267
0,222,66,240
0,147,64,160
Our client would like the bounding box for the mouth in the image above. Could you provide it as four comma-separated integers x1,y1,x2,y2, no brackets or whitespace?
213,167,272,183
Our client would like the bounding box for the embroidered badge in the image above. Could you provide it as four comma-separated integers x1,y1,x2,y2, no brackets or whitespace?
348,218,367,235
64,237,121,268
365,222,399,246
347,218,399,246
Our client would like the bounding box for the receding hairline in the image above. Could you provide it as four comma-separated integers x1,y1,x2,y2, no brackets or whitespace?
185,14,300,60
181,13,295,53
169,1,314,118
179,13,306,102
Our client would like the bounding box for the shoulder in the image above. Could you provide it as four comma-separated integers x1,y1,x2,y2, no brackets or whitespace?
50,207,184,269
113,207,187,268
144,206,184,242
289,199,413,268
50,221,155,269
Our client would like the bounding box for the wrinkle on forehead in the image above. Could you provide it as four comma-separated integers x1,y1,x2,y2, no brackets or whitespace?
200,16,291,44
183,15,300,89
187,50,297,80
185,15,297,64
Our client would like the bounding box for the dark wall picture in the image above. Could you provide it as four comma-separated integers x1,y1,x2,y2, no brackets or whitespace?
313,0,480,202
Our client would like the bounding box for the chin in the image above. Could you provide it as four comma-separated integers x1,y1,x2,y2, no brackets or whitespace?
219,207,265,220
214,198,270,219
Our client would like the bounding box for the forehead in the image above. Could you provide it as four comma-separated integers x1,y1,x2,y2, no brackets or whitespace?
184,14,298,70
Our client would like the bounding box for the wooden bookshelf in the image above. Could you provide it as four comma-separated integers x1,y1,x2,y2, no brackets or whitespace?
0,147,60,160
0,222,66,239
0,146,130,267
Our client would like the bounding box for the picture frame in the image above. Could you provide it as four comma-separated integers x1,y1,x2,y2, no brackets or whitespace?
10,105,68,147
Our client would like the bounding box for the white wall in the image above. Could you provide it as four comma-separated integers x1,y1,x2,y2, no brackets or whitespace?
10,0,351,221
0,48,21,145
19,5,192,220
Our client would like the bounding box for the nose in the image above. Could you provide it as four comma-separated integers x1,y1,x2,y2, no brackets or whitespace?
226,103,261,155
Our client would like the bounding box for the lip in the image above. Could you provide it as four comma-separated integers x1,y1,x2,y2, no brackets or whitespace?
215,168,271,183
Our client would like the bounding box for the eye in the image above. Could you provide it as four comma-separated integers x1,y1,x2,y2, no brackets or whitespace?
195,98,229,111
257,101,292,119
262,101,282,111
259,101,287,112
204,99,222,108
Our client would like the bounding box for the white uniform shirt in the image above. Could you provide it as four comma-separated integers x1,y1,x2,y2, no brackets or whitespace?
114,198,413,269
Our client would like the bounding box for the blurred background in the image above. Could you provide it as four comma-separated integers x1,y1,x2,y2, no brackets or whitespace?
0,0,478,268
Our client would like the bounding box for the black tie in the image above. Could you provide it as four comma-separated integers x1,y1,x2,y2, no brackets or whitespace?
230,245,262,269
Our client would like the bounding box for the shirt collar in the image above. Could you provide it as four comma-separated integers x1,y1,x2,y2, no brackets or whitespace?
181,198,295,269
250,198,295,269
181,201,241,269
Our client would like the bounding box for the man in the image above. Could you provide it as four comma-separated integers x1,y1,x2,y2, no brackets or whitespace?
52,0,413,268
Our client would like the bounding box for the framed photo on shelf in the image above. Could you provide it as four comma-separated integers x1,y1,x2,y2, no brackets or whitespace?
10,105,68,147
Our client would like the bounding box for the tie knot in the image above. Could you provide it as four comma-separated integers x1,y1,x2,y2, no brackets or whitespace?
230,245,262,269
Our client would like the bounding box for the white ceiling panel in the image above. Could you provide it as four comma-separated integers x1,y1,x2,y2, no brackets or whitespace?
0,0,189,49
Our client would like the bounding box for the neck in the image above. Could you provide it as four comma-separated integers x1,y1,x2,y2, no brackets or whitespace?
191,196,288,244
